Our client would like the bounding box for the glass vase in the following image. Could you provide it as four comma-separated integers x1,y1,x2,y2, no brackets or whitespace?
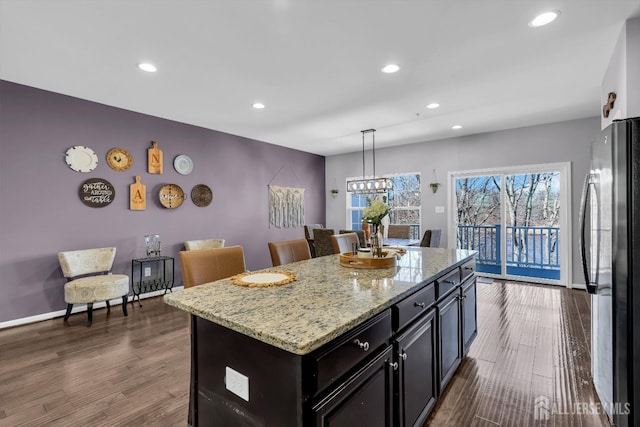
371,223,384,257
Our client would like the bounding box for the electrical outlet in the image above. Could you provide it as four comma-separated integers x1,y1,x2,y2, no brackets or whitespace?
144,267,152,277
225,366,249,401
435,206,445,214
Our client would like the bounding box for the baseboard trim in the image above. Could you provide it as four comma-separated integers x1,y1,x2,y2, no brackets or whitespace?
0,287,184,330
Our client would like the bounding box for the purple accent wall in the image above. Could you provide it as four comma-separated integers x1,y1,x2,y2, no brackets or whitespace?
0,80,325,323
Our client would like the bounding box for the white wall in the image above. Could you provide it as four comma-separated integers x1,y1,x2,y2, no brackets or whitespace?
325,116,601,285
601,17,640,129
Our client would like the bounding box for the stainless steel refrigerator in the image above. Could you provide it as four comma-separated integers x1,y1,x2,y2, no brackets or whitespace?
580,117,640,426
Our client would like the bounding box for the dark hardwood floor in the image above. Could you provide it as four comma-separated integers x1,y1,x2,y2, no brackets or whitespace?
425,280,609,427
0,280,609,426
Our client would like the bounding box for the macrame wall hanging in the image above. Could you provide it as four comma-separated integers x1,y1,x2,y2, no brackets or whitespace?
269,185,305,228
268,164,305,228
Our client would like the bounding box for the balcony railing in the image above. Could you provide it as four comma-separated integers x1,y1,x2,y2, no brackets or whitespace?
457,224,560,280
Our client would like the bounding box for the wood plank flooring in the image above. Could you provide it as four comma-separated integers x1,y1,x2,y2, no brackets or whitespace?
425,280,609,427
0,280,609,426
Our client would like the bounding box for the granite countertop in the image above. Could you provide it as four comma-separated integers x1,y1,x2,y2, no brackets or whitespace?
164,247,476,355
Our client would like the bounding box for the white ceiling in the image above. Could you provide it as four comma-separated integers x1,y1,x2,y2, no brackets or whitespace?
1,1,639,156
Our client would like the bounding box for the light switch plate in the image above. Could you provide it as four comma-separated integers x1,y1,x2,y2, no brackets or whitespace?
144,267,152,277
435,206,445,214
225,366,249,401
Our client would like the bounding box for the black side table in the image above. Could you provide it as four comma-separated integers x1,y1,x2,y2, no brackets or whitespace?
131,256,174,306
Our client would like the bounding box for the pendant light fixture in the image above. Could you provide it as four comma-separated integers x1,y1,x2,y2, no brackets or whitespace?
346,129,394,193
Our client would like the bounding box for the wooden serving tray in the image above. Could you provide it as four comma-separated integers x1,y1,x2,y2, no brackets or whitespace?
339,252,397,269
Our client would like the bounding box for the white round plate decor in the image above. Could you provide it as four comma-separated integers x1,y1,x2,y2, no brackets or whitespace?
174,154,193,175
230,270,297,288
65,146,98,172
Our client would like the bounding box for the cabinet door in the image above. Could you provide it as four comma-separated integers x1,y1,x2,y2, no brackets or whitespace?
312,346,394,427
437,291,461,392
461,278,478,355
395,309,437,427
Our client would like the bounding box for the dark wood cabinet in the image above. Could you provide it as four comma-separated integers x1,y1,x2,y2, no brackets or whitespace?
184,254,478,426
461,278,477,355
394,308,438,427
311,345,395,427
437,290,462,392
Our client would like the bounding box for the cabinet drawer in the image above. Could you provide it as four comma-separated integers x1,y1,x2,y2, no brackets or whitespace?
392,282,435,332
312,309,392,395
460,259,476,282
436,268,461,300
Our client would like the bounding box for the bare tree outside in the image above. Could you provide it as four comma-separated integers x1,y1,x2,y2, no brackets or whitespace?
456,172,561,271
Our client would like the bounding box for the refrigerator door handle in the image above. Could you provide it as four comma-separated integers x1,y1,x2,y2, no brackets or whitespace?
579,173,597,294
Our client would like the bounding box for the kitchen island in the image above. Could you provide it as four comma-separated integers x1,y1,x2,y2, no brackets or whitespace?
164,247,477,427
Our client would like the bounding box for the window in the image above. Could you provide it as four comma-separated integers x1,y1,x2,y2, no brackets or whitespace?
346,173,421,238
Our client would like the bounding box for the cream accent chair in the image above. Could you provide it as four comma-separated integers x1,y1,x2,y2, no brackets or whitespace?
57,247,129,327
184,239,225,251
179,246,246,288
268,239,312,266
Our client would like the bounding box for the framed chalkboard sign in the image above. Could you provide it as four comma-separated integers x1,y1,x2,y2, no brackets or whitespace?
79,178,115,208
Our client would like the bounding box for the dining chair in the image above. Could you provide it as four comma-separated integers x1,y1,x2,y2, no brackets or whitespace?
57,247,129,327
430,229,442,248
387,225,411,239
330,232,360,254
419,228,442,248
178,246,246,288
184,239,226,251
339,229,367,248
268,239,312,266
313,229,335,257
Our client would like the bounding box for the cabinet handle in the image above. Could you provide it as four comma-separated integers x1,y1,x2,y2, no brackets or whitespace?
414,302,425,308
389,361,398,370
353,339,370,352
444,279,456,285
400,352,408,361
464,267,473,270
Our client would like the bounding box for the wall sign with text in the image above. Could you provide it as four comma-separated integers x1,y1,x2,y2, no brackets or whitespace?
79,178,115,208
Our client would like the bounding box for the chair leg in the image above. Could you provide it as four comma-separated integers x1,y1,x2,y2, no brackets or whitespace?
86,303,93,327
106,299,111,312
122,296,128,317
63,304,73,322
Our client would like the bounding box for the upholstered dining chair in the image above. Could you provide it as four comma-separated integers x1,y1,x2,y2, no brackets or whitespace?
57,247,129,327
268,239,312,266
330,233,360,254
339,229,367,248
313,228,335,257
184,239,225,251
387,225,411,239
178,245,246,288
419,228,442,248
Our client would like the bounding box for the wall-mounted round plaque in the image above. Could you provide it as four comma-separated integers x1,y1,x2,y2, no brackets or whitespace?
65,146,98,172
191,184,213,207
79,178,115,208
159,184,185,209
106,147,133,171
173,154,193,175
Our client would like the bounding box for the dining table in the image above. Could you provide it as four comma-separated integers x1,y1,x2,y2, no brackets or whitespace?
383,237,421,247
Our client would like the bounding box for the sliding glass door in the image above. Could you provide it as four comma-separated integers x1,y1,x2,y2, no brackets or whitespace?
450,163,570,286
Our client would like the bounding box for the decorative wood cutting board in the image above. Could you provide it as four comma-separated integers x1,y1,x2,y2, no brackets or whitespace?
129,176,146,210
148,141,163,174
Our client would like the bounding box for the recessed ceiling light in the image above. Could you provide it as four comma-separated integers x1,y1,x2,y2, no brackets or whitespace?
252,102,265,109
138,63,157,72
381,64,400,74
528,10,560,28
426,103,440,109
452,125,463,130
